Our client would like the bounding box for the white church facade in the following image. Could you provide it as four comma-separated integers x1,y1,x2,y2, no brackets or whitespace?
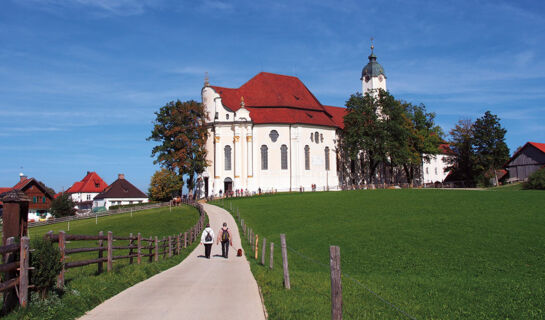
199,47,449,197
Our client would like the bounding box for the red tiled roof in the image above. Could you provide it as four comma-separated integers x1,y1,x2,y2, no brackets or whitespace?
529,142,545,154
12,178,31,190
210,72,339,128
66,172,108,194
323,105,347,129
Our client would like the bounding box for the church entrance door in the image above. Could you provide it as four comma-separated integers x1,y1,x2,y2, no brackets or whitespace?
204,177,209,198
224,178,233,197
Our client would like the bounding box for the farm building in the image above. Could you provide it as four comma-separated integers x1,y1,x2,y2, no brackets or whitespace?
93,174,148,210
504,142,545,181
0,173,54,219
66,171,108,211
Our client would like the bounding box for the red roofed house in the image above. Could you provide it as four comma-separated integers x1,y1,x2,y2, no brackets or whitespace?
504,142,545,181
66,171,108,211
0,173,54,219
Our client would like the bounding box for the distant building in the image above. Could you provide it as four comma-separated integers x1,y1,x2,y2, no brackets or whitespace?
93,174,148,210
422,144,452,185
0,174,54,219
66,171,108,211
504,142,545,181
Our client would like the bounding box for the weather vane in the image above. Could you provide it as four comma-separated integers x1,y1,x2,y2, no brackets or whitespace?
370,37,374,52
204,72,209,86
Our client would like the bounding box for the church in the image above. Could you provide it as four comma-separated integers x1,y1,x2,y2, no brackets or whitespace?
199,46,390,197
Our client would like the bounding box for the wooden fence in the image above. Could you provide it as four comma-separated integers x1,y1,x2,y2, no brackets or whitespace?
0,200,205,312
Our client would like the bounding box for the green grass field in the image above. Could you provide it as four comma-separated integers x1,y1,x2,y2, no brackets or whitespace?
216,189,545,319
5,205,201,320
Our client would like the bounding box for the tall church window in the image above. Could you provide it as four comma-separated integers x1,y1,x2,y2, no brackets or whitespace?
261,145,268,170
224,145,232,170
281,145,288,170
304,145,310,170
325,147,330,171
310,133,313,142
314,132,319,144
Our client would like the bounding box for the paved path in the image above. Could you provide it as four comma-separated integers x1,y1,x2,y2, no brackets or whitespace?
81,203,265,320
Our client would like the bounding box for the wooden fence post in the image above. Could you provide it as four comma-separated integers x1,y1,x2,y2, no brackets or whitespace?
57,231,66,288
177,233,181,255
168,236,173,257
163,236,167,259
261,237,267,265
154,236,159,262
107,231,113,272
148,236,153,262
330,245,342,320
1,237,16,314
137,233,142,264
280,234,290,289
270,242,274,270
98,231,104,274
184,232,187,248
19,236,29,308
255,234,259,260
129,233,134,264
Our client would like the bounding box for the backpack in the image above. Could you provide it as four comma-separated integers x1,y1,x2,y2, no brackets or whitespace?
221,228,230,242
205,230,212,242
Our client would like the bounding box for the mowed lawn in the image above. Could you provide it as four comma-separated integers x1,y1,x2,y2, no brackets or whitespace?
220,189,545,319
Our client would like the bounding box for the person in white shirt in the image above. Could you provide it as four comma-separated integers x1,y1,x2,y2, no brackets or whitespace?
200,223,215,259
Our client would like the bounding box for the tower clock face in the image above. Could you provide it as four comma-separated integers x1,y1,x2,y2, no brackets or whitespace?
379,75,384,82
365,75,370,82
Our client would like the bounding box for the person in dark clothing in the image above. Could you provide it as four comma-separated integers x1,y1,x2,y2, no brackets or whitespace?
217,222,233,258
200,223,215,259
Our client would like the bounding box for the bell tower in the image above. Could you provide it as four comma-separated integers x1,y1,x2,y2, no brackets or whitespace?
361,39,387,95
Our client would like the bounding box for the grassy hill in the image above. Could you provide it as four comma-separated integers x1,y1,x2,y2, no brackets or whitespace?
6,205,201,320
218,189,545,319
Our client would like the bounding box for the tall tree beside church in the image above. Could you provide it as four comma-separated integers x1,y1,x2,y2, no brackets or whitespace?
147,100,208,196
446,119,476,184
403,103,444,185
342,91,388,184
472,111,509,186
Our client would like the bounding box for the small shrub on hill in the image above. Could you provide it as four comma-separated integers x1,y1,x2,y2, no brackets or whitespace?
31,238,63,299
524,168,545,190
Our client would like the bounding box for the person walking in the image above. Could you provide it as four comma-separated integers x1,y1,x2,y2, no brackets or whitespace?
217,222,233,258
200,223,215,259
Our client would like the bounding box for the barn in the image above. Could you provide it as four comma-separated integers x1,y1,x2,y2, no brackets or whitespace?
504,142,545,181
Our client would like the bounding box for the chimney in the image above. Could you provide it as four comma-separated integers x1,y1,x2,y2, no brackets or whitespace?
118,173,125,180
19,172,27,182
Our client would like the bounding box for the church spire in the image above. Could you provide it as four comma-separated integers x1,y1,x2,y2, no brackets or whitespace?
204,72,210,87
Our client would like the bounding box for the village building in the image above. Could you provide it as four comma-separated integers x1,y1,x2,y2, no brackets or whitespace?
200,46,451,196
422,144,452,186
93,174,148,210
66,171,108,211
504,141,545,181
0,174,54,220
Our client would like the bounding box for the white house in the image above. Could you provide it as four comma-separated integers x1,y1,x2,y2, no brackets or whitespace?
66,171,108,211
422,144,452,185
93,174,148,210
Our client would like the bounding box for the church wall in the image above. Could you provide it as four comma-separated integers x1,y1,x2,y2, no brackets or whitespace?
422,154,450,184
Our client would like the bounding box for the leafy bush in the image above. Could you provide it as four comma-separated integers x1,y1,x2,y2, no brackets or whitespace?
31,238,63,299
524,168,545,190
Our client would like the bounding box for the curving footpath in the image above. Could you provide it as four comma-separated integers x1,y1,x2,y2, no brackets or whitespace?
81,203,266,320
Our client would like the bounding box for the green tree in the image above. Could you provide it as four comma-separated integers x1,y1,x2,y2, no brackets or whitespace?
50,192,76,217
343,91,388,184
147,100,208,196
403,103,444,185
472,111,510,186
148,168,184,201
446,119,476,185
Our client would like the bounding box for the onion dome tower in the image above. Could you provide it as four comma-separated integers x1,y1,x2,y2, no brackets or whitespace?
361,40,387,94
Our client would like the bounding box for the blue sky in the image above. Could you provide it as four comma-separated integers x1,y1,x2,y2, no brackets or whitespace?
1,0,545,192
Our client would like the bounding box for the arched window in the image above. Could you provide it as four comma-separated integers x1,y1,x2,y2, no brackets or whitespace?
314,132,319,144
325,147,330,171
261,145,268,170
310,133,313,142
224,145,232,170
281,145,288,170
304,145,310,170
